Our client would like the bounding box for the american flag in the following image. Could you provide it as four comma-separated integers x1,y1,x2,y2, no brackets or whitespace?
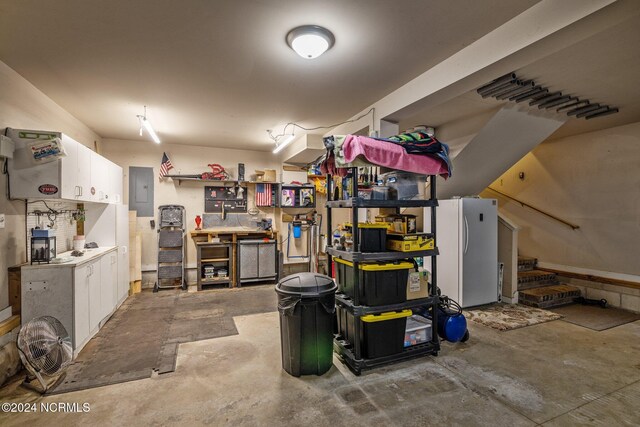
256,183,272,207
159,152,174,178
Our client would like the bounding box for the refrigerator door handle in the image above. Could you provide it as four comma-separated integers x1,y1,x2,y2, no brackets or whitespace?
463,215,469,255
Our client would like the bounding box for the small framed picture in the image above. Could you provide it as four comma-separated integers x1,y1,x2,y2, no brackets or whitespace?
300,188,314,207
281,189,296,206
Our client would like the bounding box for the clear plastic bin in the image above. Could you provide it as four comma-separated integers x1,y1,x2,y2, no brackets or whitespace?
404,315,432,347
382,171,426,200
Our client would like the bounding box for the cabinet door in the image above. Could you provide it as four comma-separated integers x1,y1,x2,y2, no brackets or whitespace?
60,136,79,199
110,252,119,309
88,260,102,331
100,254,115,320
239,244,259,279
109,163,123,204
77,143,92,201
74,264,90,348
258,243,276,277
90,151,108,202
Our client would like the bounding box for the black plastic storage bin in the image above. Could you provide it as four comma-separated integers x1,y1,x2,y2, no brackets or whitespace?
336,307,411,358
344,223,388,252
275,273,337,377
334,258,413,306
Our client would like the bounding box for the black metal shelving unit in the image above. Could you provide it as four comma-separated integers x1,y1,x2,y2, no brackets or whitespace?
326,168,440,375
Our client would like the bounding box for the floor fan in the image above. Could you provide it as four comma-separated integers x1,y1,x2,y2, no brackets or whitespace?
17,316,73,393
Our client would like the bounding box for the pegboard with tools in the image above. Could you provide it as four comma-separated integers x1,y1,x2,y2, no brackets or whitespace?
204,185,247,213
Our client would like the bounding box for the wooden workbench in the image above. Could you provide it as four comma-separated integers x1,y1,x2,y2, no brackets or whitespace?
190,228,278,288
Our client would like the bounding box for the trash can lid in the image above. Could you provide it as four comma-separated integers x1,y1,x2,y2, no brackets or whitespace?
275,272,337,297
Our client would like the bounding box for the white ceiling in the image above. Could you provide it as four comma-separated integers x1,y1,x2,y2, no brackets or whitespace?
399,14,640,142
0,0,541,150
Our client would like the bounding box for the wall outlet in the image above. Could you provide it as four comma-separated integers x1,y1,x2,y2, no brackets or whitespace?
0,213,5,229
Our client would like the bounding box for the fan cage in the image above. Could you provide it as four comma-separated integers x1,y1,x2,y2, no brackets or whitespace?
17,316,73,375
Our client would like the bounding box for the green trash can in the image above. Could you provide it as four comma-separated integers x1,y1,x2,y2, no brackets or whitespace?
275,272,337,377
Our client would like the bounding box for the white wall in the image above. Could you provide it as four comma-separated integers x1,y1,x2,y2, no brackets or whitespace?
100,138,281,277
0,60,101,310
482,121,640,277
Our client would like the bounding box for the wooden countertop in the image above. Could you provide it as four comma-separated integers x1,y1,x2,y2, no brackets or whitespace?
190,228,277,236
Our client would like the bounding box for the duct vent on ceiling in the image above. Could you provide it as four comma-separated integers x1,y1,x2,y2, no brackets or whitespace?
476,73,618,120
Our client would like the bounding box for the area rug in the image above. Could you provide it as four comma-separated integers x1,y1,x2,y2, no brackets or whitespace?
48,285,277,394
550,304,640,331
465,303,562,331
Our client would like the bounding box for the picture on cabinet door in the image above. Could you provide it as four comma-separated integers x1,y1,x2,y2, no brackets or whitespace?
281,189,295,207
300,188,314,207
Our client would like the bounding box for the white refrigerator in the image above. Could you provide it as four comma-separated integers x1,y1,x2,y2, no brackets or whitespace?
424,198,498,308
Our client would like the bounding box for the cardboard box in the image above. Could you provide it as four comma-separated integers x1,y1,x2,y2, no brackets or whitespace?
407,270,429,300
255,169,277,182
387,233,434,252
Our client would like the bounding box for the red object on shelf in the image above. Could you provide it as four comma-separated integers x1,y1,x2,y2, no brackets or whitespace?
195,215,202,230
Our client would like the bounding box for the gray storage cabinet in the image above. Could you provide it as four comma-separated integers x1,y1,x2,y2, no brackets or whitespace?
237,239,277,285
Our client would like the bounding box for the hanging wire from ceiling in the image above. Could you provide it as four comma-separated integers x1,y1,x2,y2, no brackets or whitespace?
267,107,376,143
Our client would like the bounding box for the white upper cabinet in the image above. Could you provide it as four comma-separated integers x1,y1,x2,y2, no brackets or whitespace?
7,128,121,204
108,161,123,204
77,143,93,200
90,151,106,202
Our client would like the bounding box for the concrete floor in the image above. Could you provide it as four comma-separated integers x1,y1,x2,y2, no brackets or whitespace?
1,293,639,426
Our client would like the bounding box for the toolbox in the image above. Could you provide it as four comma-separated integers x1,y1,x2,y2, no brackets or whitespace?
374,214,417,234
386,233,434,252
336,307,412,358
343,222,388,252
374,214,396,232
393,214,417,234
334,258,413,306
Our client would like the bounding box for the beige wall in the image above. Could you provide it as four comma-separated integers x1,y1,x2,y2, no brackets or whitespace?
100,138,282,277
481,120,640,277
0,60,101,309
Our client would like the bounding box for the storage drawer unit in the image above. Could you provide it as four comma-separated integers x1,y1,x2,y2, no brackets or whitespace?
404,315,433,347
334,258,413,306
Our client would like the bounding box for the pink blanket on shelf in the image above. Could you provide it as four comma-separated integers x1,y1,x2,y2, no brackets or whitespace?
342,134,450,177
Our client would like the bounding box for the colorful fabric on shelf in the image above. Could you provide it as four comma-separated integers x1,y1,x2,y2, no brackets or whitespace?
375,131,452,176
342,135,450,178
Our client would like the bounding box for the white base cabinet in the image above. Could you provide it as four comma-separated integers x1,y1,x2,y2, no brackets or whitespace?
22,247,123,357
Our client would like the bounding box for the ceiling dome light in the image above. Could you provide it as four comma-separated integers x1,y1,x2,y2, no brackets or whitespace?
286,25,335,59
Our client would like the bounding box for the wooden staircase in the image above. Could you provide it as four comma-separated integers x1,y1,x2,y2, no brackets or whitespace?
517,256,581,308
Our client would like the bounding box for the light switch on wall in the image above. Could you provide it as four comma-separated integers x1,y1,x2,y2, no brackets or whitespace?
0,213,5,229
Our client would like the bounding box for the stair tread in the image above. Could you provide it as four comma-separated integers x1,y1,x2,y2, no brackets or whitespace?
518,269,555,277
520,283,580,297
